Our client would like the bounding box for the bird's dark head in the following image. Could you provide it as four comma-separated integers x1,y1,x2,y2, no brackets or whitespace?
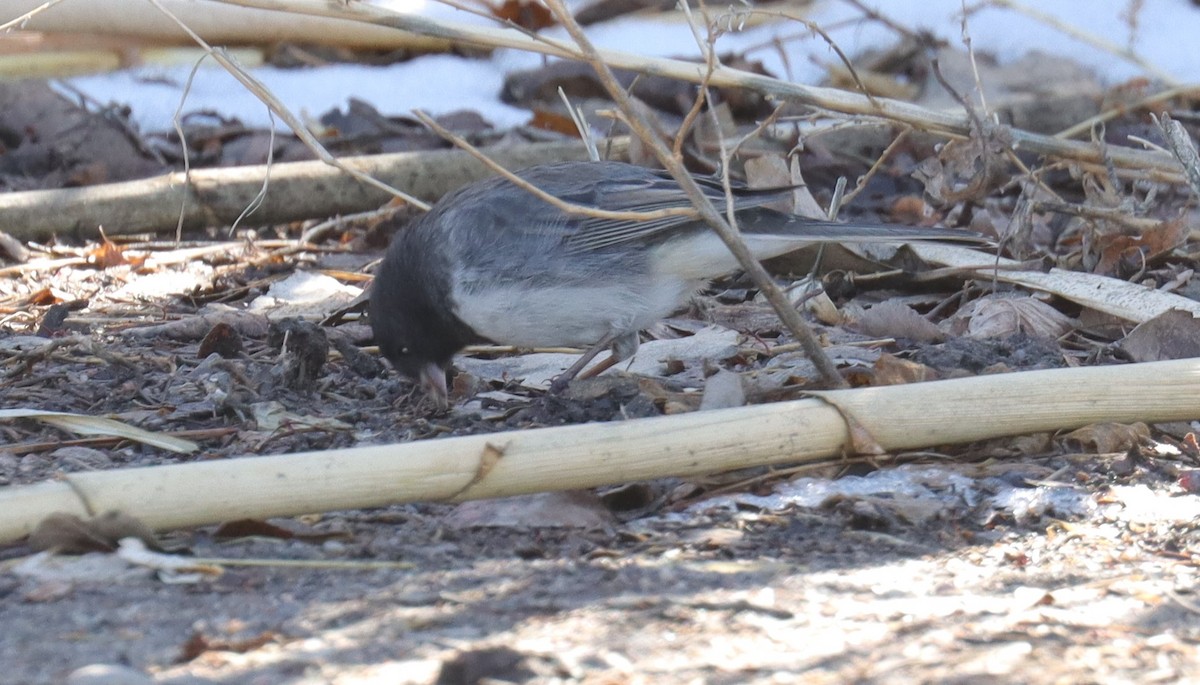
369,225,477,409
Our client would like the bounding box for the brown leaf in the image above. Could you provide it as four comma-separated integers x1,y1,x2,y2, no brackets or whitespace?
198,322,244,359
28,511,159,554
954,294,1075,339
1118,308,1200,362
854,300,944,343
25,287,62,306
177,630,279,664
87,237,127,269
492,0,556,31
528,109,580,137
1094,218,1190,277
212,518,351,543
873,354,939,386
1061,422,1150,453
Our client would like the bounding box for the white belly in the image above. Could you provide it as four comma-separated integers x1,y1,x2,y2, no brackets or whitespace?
452,278,700,348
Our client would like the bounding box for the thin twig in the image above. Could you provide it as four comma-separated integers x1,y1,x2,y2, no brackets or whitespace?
0,0,68,31
145,0,431,211
414,111,698,223
839,127,911,206
171,53,207,243
543,0,848,388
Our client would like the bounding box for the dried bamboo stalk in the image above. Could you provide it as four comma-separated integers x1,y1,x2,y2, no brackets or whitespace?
3,358,1199,543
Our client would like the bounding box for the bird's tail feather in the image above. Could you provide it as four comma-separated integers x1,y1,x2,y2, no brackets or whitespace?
746,215,990,245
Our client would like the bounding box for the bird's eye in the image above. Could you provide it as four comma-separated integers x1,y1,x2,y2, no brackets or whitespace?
400,346,410,355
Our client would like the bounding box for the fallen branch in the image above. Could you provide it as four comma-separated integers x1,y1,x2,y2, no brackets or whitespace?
0,139,624,241
3,358,1199,543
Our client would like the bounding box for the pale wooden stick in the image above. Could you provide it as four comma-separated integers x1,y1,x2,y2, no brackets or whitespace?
15,0,452,50
0,140,619,241
4,358,1200,543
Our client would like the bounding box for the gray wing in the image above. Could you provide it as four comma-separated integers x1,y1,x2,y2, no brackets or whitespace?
512,162,787,253
496,161,985,252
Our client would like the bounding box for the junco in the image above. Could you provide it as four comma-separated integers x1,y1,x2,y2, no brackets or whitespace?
370,160,984,407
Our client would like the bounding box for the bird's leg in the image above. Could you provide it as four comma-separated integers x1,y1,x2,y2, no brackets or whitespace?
549,336,613,394
577,331,640,381
576,354,619,381
550,332,639,393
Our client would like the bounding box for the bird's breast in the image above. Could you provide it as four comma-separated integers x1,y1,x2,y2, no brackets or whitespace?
451,277,700,348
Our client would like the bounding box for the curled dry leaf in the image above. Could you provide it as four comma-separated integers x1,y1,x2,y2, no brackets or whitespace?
28,511,159,554
86,237,129,269
1092,218,1190,278
914,124,1013,206
853,300,944,343
872,354,939,386
951,294,1076,340
444,491,615,529
1060,422,1151,454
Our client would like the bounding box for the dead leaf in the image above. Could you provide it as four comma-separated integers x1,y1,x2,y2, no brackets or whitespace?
177,629,278,663
873,354,939,386
528,109,580,137
444,491,615,529
1118,309,1200,362
492,0,556,31
1061,422,1151,453
198,321,244,359
1092,218,1189,278
87,236,128,269
854,300,944,343
25,287,63,307
953,294,1075,339
28,511,159,554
